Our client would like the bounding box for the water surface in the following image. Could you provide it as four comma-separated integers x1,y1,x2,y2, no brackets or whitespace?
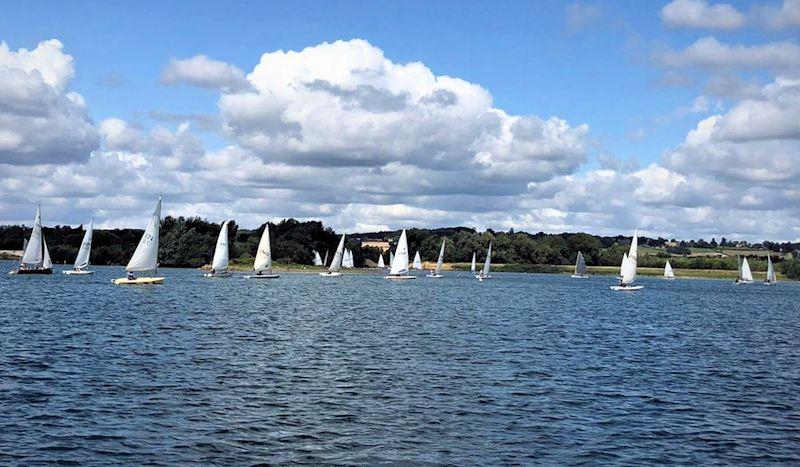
1,262,799,464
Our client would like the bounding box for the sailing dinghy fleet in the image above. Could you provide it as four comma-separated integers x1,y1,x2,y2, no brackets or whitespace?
7,201,788,288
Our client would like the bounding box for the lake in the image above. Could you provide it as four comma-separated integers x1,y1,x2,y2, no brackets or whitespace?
1,261,798,464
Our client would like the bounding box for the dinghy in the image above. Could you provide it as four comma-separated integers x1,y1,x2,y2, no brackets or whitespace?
610,228,643,291
663,260,675,280
64,218,94,275
763,254,777,286
245,223,279,279
10,205,53,275
476,241,492,280
386,230,415,280
412,251,422,270
113,197,164,285
313,250,323,266
571,251,589,279
427,238,446,278
471,252,476,273
320,234,345,277
377,252,385,268
204,221,232,277
734,256,754,285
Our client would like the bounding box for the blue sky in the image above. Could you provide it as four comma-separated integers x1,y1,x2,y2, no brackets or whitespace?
0,0,798,240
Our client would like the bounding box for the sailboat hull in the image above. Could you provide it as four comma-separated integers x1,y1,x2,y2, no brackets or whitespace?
570,274,589,279
245,273,279,279
475,274,491,280
203,271,232,278
385,275,415,280
663,276,675,280
426,274,443,278
319,272,342,277
610,285,644,291
13,268,53,275
763,282,777,286
63,269,93,275
112,277,165,285
733,280,752,285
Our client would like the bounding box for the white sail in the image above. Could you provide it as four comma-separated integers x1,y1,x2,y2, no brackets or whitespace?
664,260,675,278
377,253,385,268
346,249,354,268
254,224,273,273
621,228,638,284
73,218,93,269
741,257,754,282
390,251,394,266
575,251,587,276
389,230,410,275
21,205,43,266
323,250,329,267
413,251,422,270
482,242,493,277
471,252,476,272
329,235,346,272
313,250,323,266
210,221,230,272
765,255,776,284
42,237,52,269
434,239,446,275
126,196,162,272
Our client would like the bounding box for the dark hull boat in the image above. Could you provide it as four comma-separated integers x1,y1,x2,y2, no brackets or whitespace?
13,267,53,275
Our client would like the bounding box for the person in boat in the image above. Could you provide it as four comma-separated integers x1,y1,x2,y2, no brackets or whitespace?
127,271,135,280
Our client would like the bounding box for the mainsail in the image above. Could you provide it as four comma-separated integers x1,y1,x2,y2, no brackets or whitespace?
377,253,385,268
329,235,346,273
73,218,94,269
471,252,476,272
210,221,230,272
323,250,329,267
126,196,162,272
741,257,754,282
389,230,410,275
434,238,446,275
482,241,492,277
664,260,675,278
313,250,323,266
765,255,777,284
575,251,587,276
390,251,394,266
21,205,44,267
620,228,638,284
254,224,273,273
413,251,422,270
42,237,52,270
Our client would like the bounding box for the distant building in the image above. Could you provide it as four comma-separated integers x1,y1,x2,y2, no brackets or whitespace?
361,240,390,252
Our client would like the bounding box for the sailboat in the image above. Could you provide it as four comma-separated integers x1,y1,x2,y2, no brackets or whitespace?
204,221,232,277
476,241,492,280
320,234,345,277
427,238,446,278
313,250,323,266
113,196,164,284
611,228,643,291
385,229,415,280
10,205,53,275
245,224,279,279
764,254,777,286
412,251,422,270
344,249,353,268
571,251,589,279
470,252,476,273
377,253,385,268
663,260,675,280
734,256,754,285
64,218,94,275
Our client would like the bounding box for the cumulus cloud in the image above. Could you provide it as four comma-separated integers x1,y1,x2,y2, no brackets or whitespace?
656,37,800,72
161,55,249,91
752,0,800,30
660,0,746,30
0,39,98,165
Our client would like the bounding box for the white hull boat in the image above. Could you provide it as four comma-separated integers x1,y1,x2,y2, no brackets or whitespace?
319,271,342,277
245,273,279,279
64,269,94,275
612,228,643,291
610,285,644,291
386,229,415,280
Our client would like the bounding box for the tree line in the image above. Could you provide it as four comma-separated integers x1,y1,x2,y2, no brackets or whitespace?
1,219,798,278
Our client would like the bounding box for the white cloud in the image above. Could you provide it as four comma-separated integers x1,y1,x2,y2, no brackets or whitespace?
161,55,249,91
657,37,800,72
753,0,800,30
0,39,98,165
660,0,746,30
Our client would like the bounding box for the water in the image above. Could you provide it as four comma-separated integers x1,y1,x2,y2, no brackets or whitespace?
1,261,799,465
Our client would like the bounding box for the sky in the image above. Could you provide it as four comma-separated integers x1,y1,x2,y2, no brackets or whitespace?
0,0,798,241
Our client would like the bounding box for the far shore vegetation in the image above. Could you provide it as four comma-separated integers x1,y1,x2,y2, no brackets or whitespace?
1,217,798,280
